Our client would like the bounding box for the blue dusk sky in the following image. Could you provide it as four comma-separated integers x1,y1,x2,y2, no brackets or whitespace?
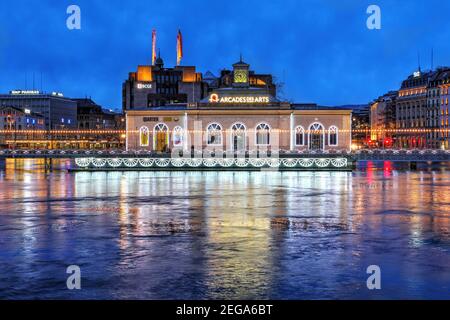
0,0,449,110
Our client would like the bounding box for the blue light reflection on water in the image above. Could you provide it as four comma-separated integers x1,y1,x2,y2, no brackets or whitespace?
0,159,449,299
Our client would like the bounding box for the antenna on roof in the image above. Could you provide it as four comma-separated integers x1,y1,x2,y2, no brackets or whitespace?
417,51,421,72
431,48,434,71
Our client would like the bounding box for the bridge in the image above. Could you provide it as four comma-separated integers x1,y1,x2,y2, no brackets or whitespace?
1,148,450,161
1,149,450,171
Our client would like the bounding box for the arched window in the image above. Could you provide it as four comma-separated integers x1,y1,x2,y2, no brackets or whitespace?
153,123,169,152
308,123,325,150
172,126,184,147
295,126,305,146
207,123,223,145
231,123,246,151
139,126,150,147
328,126,338,146
256,123,271,145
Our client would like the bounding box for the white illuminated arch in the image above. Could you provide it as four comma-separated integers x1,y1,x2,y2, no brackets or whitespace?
328,126,339,146
206,123,223,146
153,123,169,151
230,122,247,151
295,126,305,146
172,126,184,147
255,123,271,146
308,122,325,150
139,126,150,147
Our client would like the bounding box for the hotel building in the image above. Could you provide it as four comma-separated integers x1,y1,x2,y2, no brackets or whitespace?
372,68,450,149
125,59,352,152
428,68,450,149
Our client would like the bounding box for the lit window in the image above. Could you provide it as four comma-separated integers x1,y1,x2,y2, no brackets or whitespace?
328,126,338,146
295,126,305,146
206,123,223,145
139,126,150,147
256,123,270,145
231,123,246,151
172,126,184,147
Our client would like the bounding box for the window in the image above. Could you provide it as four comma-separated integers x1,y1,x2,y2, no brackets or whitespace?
295,126,305,146
172,126,184,147
328,126,338,146
139,126,150,147
231,123,246,151
154,123,169,152
206,123,223,145
256,123,270,145
309,123,325,150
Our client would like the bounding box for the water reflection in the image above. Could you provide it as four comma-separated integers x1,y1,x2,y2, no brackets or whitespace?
0,159,449,299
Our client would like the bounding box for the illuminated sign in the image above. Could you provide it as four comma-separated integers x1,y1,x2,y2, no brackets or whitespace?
10,90,40,95
137,83,152,89
209,94,270,104
24,109,31,114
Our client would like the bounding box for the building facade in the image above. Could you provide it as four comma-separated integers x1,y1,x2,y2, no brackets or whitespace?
428,68,450,149
0,106,45,148
0,90,77,129
75,98,124,129
0,106,45,130
371,68,450,149
122,55,207,110
370,91,397,147
126,60,352,152
205,59,277,98
396,70,432,148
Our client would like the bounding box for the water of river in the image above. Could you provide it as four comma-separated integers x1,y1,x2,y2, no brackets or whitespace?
0,159,449,299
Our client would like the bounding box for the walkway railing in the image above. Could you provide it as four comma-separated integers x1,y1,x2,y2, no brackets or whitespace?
1,148,450,161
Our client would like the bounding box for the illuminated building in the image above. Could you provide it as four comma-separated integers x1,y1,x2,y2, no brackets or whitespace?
396,70,432,148
0,90,77,129
0,106,45,148
206,58,277,97
126,59,352,152
122,53,207,110
428,68,450,149
370,91,397,147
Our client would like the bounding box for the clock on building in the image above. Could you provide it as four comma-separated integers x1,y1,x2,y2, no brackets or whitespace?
234,69,248,84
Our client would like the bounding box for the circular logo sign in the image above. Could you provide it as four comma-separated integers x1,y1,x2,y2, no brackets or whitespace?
209,94,219,103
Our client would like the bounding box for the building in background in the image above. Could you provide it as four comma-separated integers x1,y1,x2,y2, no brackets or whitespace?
396,70,431,148
368,68,450,149
0,106,45,130
335,104,369,149
75,98,124,129
0,106,45,148
0,90,77,129
126,59,352,152
428,68,450,149
369,91,397,148
122,54,207,110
